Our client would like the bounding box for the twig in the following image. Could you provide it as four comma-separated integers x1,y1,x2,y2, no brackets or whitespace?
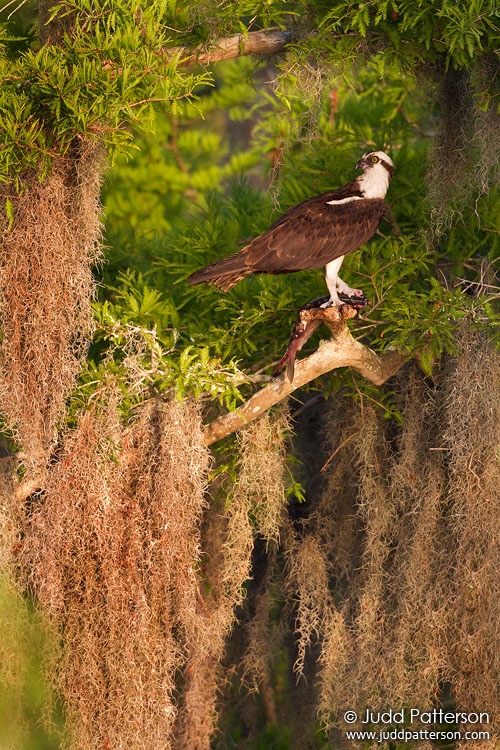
321,431,358,472
2,0,30,20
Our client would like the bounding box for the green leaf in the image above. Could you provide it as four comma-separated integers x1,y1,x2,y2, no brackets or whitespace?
5,197,14,228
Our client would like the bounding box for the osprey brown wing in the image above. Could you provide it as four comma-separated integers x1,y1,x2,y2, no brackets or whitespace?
187,194,387,290
244,197,387,272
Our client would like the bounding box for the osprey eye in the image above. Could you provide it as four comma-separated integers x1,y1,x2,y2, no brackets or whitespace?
370,155,379,163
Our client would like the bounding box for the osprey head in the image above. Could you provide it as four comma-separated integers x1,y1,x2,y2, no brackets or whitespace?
355,150,394,199
356,150,394,177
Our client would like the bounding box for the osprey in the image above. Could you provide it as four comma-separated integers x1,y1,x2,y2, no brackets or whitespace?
187,151,394,306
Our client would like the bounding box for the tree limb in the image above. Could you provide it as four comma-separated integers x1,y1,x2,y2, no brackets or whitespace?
203,324,406,446
170,28,294,68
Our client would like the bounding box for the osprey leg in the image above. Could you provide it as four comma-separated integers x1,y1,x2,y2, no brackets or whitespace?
324,256,344,306
324,256,363,306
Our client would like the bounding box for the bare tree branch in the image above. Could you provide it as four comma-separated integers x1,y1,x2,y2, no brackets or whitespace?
203,324,406,446
170,27,294,68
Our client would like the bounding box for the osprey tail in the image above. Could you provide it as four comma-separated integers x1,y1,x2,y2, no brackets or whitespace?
187,249,252,292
